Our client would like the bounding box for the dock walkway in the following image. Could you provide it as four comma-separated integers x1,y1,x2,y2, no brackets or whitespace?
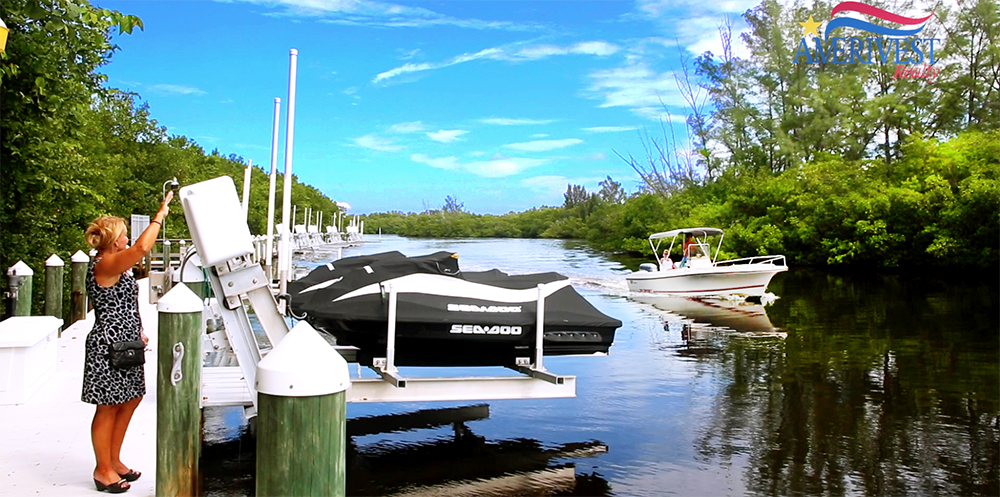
1,279,159,496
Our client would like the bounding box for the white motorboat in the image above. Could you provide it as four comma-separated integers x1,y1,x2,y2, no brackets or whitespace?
625,227,787,298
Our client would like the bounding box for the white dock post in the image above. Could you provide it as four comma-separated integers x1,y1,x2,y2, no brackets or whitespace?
279,48,298,298
155,283,204,497
266,97,280,281
241,159,252,221
6,261,33,317
255,321,349,496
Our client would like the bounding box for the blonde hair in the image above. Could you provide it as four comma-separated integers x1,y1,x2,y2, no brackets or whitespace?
85,216,127,251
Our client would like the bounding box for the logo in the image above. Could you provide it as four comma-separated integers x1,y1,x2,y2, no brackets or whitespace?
447,304,522,313
450,324,522,335
794,1,941,82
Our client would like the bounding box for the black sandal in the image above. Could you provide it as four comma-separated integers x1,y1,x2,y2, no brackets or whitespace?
118,469,141,482
94,478,130,493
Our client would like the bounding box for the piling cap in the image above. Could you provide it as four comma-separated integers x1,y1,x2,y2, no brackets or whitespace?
46,254,65,267
256,321,350,397
71,250,90,263
156,283,203,314
7,261,33,276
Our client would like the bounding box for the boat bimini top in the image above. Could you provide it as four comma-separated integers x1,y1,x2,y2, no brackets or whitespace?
649,227,725,267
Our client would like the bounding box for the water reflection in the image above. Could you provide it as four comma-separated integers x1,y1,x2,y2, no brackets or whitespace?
201,405,610,497
695,270,1000,496
629,294,778,335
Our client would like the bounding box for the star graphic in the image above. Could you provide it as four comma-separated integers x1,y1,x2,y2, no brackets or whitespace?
800,15,821,39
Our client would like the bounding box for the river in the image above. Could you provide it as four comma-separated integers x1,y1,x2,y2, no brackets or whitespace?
203,235,999,496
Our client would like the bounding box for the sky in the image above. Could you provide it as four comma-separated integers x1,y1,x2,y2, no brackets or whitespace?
93,0,760,214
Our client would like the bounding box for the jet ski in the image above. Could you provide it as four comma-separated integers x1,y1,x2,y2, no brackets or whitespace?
288,251,621,367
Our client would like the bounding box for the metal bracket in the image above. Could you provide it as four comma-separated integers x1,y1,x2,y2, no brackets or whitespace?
510,357,566,385
216,261,270,310
370,359,407,388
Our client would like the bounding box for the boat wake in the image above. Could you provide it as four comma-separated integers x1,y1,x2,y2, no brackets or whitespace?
569,276,630,297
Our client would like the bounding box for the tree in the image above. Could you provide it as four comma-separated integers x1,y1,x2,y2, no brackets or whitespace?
0,0,143,313
598,176,626,204
442,195,464,213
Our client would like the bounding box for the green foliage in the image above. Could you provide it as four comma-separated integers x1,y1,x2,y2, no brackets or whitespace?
0,1,340,316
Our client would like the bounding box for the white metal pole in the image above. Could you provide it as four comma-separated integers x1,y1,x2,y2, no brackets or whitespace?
279,48,298,297
242,159,252,221
386,283,397,373
535,284,545,370
265,97,280,281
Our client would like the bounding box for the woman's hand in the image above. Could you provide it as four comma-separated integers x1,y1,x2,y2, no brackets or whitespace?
141,331,149,347
157,190,174,221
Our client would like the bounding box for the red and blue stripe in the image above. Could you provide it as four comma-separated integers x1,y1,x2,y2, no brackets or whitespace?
825,1,934,39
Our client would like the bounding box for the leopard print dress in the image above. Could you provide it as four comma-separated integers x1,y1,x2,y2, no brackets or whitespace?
81,260,146,405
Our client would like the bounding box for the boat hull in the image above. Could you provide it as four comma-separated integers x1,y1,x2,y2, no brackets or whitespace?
625,265,786,297
310,318,616,367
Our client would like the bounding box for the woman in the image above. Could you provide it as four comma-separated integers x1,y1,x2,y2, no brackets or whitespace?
82,191,173,493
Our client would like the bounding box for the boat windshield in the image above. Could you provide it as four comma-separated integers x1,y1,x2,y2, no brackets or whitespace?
688,242,710,259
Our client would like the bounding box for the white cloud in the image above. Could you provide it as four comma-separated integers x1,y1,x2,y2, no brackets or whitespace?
232,0,544,31
514,41,620,59
585,61,690,119
353,134,403,151
504,138,583,152
632,0,755,57
480,118,554,126
397,48,422,60
374,62,436,83
410,154,461,170
411,154,547,177
374,40,619,83
532,133,549,138
389,121,427,133
147,84,206,96
583,126,640,133
427,129,468,143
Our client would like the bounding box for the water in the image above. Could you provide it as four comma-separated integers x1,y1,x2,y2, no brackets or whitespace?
203,236,1000,496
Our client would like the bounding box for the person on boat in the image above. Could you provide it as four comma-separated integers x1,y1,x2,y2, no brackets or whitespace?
82,191,173,494
660,250,674,270
680,234,694,267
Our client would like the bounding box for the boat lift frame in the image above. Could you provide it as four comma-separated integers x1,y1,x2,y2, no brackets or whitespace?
183,176,575,410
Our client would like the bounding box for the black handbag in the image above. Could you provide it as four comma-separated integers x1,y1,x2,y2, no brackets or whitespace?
107,340,146,369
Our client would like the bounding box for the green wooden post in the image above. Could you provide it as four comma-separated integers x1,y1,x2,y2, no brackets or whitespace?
6,261,33,317
70,251,89,325
44,255,64,334
155,283,203,497
256,321,350,497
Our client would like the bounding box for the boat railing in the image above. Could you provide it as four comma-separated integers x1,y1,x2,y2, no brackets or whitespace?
714,254,786,267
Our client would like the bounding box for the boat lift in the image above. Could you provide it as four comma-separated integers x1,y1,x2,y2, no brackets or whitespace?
179,176,575,412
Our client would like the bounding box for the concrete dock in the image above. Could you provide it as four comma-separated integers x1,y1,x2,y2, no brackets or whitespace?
2,279,159,496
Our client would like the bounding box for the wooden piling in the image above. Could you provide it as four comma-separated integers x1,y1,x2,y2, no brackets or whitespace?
155,284,203,497
6,261,34,317
44,255,64,334
70,251,89,325
256,321,350,497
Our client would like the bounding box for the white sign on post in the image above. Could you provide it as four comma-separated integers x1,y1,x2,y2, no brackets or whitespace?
130,214,150,245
